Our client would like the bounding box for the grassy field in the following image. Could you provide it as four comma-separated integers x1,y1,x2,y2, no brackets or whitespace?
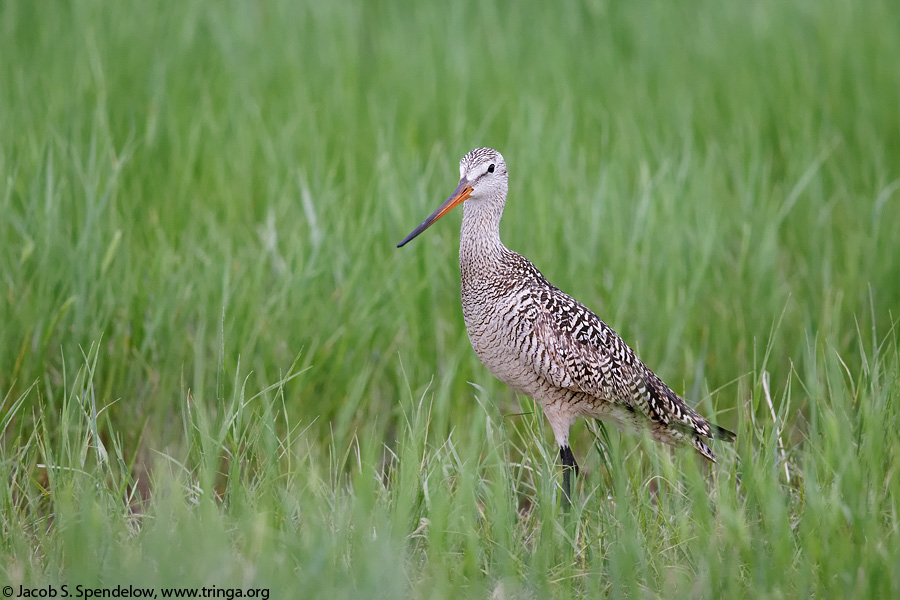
2,0,900,597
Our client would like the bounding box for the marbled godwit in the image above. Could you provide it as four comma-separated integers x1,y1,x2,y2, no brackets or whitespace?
398,147,734,503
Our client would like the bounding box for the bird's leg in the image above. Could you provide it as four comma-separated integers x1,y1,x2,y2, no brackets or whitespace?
559,445,580,507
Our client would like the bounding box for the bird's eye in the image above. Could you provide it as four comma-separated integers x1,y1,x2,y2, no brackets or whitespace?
487,164,495,173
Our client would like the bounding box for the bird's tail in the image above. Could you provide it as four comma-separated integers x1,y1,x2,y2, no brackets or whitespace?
710,422,736,443
692,422,735,462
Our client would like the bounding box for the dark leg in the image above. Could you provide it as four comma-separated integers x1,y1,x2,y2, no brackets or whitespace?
559,445,580,507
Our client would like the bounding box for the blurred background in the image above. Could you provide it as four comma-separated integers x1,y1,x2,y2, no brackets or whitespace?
3,0,900,464
2,0,899,461
0,0,900,598
1,2,899,589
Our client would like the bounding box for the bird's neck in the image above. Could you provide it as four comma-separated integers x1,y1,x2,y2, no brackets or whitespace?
459,201,506,277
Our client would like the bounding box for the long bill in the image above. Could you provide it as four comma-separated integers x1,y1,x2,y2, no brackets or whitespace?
397,179,473,247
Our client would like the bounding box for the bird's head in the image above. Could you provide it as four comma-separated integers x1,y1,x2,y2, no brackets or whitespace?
397,147,508,247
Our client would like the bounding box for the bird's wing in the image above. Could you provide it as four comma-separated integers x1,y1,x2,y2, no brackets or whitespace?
520,286,646,405
519,285,724,440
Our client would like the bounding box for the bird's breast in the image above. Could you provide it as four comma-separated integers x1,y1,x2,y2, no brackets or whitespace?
461,278,539,393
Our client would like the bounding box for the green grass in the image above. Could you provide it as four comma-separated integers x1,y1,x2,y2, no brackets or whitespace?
2,0,900,597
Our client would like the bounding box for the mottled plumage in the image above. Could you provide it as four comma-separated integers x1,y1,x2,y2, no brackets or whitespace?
399,147,734,502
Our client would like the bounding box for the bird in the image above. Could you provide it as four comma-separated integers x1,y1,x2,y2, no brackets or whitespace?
397,147,735,505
